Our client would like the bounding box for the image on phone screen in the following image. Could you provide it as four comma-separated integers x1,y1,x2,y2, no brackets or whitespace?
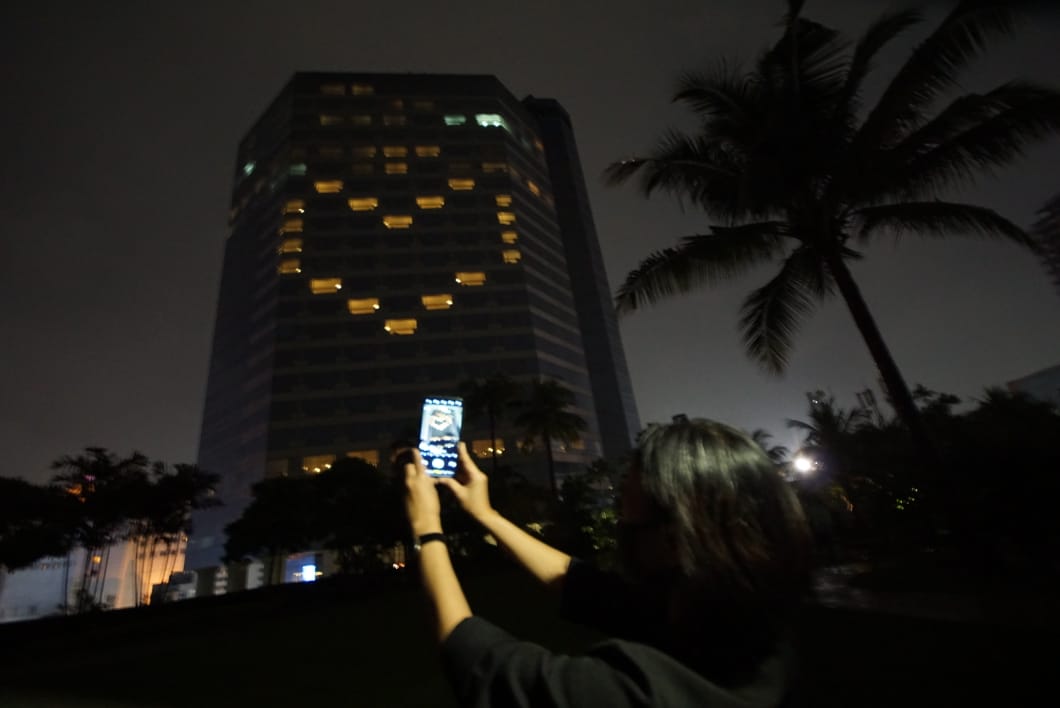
418,397,463,477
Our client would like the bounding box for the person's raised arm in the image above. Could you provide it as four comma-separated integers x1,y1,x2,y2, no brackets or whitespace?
437,443,572,590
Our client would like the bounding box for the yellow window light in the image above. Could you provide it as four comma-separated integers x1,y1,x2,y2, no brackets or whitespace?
482,162,508,174
348,197,379,211
347,297,381,315
382,145,408,158
310,278,343,294
471,439,505,456
383,215,413,229
385,162,408,175
502,249,522,264
416,196,445,209
279,217,303,234
454,271,486,286
501,231,518,244
384,318,417,335
278,258,302,275
351,114,372,126
350,83,374,96
448,178,475,191
279,238,303,254
527,180,542,197
352,146,377,158
346,450,380,465
319,114,343,126
497,211,516,225
320,83,345,96
283,199,306,214
495,194,512,207
415,145,441,158
314,180,343,194
421,293,453,310
302,454,336,473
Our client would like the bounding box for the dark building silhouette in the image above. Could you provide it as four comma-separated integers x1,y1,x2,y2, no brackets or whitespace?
187,73,639,568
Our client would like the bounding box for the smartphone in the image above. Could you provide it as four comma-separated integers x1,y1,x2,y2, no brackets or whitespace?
418,396,463,477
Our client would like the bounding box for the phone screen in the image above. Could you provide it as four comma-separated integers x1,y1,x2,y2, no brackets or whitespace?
418,397,463,477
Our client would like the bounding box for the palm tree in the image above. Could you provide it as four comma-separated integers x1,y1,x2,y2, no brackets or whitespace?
513,379,588,497
606,0,1060,465
750,428,790,466
460,374,521,475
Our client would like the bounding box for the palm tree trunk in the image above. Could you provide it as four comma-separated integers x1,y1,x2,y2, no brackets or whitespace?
488,408,499,476
825,250,939,465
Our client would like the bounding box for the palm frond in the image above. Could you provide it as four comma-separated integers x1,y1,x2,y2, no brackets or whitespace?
615,222,788,313
879,82,1060,199
857,0,1018,148
738,248,823,375
854,201,1035,248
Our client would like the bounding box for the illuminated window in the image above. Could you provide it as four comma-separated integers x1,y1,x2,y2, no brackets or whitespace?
475,113,509,130
319,114,343,126
501,231,518,244
527,180,542,197
284,199,306,214
302,454,336,473
387,99,404,111
319,146,343,159
412,100,434,112
448,178,475,191
416,196,445,209
471,439,505,456
455,271,486,286
242,161,256,176
279,218,303,234
351,114,373,126
502,249,522,264
415,145,441,158
444,114,467,126
497,211,516,225
289,163,308,176
314,180,343,194
351,83,374,95
385,162,408,175
278,258,302,274
383,114,406,126
383,215,413,229
320,83,345,96
421,293,453,310
348,197,379,211
384,318,417,335
534,138,545,153
482,162,508,174
346,450,380,465
310,278,343,294
352,146,377,159
495,195,512,207
347,297,381,315
383,145,408,158
279,238,303,254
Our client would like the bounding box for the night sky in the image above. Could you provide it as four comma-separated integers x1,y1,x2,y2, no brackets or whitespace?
3,1,1059,484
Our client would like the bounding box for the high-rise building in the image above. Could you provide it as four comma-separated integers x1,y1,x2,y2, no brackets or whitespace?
187,73,640,569
1033,194,1060,298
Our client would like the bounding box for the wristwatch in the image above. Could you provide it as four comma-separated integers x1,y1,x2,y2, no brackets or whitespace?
413,532,446,552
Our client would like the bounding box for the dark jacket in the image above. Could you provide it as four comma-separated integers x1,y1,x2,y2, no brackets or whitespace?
441,561,788,707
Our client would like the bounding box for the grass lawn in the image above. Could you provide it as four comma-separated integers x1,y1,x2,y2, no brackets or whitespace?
0,568,1050,707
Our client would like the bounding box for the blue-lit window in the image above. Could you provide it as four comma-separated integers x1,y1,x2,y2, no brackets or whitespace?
242,161,256,176
289,163,307,176
444,114,467,126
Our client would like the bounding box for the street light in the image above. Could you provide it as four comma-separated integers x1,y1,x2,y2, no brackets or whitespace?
793,454,815,474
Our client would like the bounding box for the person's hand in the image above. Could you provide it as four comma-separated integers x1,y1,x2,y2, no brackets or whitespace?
436,442,495,523
404,451,443,538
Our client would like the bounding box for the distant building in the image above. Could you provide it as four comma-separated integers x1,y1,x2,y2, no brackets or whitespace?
187,73,640,569
0,539,186,624
1007,364,1060,408
1032,195,1060,297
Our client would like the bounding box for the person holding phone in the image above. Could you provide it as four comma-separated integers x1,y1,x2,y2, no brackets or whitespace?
403,416,812,707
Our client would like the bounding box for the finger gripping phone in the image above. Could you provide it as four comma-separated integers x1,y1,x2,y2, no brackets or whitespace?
418,397,463,478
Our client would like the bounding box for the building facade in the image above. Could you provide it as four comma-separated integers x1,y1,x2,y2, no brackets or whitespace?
188,73,639,569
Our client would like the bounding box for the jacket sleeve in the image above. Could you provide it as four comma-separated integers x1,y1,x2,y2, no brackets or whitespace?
441,616,650,708
560,559,634,637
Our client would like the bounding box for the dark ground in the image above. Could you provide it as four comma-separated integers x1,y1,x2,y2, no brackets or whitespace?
0,569,1052,707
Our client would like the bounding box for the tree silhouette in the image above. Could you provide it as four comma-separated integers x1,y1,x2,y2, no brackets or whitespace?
513,379,588,497
460,374,521,475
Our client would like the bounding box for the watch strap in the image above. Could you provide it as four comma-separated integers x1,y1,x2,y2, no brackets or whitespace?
413,532,446,552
